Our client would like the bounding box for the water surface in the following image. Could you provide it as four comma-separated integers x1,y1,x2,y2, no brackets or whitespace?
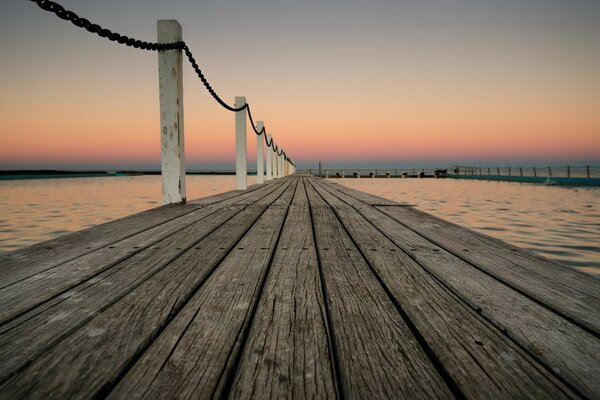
333,178,599,276
1,175,598,276
0,175,253,252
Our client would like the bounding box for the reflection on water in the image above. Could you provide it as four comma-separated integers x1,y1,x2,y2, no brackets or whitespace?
1,176,598,276
334,178,599,276
0,175,254,253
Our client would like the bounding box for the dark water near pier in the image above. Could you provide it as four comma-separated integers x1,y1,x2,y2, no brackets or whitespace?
0,175,598,276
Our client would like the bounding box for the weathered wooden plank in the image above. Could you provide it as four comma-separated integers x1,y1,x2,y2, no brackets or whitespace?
187,180,268,205
229,178,338,399
0,205,245,382
319,179,406,205
0,204,197,282
309,178,576,399
0,180,288,325
304,182,452,399
0,178,279,288
313,178,600,399
0,180,294,399
377,205,600,336
107,179,299,399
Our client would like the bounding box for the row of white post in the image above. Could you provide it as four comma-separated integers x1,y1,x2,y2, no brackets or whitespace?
234,97,295,190
157,20,294,205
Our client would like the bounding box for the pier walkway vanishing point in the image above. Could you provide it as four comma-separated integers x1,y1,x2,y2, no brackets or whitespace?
0,175,599,399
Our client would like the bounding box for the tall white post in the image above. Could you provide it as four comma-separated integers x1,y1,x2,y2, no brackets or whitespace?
279,153,284,178
276,152,280,178
235,96,247,190
256,121,264,184
266,134,273,181
273,143,278,179
158,20,186,205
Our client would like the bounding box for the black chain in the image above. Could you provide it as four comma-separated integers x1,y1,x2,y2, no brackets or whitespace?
28,0,293,165
182,45,247,113
29,0,183,51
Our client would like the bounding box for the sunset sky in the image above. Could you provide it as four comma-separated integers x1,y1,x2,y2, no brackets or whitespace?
1,0,599,170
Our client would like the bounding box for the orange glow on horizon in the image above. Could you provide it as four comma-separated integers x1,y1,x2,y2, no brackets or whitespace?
2,1,600,168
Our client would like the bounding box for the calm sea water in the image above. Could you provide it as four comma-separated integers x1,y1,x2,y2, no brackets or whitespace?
0,176,253,252
334,178,599,276
0,176,598,276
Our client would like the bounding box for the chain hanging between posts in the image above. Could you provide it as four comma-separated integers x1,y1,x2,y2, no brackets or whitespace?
28,0,294,165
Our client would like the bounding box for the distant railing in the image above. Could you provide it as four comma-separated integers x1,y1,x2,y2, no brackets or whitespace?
299,167,444,178
28,0,295,205
451,166,600,179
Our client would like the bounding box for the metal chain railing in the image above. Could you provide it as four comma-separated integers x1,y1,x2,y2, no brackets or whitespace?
28,0,292,164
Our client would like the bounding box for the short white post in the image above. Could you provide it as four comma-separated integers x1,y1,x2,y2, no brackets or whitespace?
266,134,273,180
256,121,264,184
235,96,247,190
158,20,186,205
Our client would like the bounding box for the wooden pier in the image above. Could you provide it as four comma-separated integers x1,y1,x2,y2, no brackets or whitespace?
0,175,599,399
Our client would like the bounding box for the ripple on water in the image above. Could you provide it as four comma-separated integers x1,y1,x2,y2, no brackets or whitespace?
477,226,507,232
1,176,598,275
333,178,600,276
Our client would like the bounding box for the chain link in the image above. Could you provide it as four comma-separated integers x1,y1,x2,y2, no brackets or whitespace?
30,0,183,51
29,0,293,165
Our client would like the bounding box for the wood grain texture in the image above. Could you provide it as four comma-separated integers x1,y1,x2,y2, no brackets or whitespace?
2,175,597,399
309,178,576,399
314,178,600,399
187,180,267,205
0,181,293,399
0,180,288,325
319,179,403,205
107,179,299,399
0,205,244,383
229,178,338,399
0,178,280,289
305,182,452,399
377,205,600,336
0,204,198,286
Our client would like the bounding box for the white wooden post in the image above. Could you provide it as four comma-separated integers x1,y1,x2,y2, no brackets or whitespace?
273,143,278,179
256,121,264,184
266,134,273,181
278,153,283,178
158,20,185,205
235,96,247,190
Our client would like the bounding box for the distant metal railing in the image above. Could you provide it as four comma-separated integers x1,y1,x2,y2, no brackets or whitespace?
299,168,444,178
451,166,600,179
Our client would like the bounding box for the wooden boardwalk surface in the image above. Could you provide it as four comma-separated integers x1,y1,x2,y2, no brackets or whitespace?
0,175,598,399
